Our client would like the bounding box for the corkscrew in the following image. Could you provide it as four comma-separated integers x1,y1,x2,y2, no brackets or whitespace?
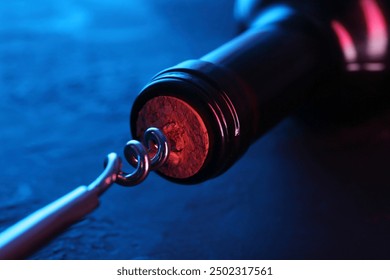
0,127,170,259
116,127,170,186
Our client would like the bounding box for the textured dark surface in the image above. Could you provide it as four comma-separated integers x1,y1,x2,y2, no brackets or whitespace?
1,0,390,260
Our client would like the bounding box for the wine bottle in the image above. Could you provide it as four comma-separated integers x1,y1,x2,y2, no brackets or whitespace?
130,0,389,184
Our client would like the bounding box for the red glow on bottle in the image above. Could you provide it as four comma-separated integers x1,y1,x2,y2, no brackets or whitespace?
331,0,388,71
361,0,388,59
331,20,359,70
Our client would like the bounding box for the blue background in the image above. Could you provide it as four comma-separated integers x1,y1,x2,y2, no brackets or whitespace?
1,0,390,259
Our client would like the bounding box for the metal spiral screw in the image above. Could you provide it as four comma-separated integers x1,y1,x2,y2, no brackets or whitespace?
115,127,170,186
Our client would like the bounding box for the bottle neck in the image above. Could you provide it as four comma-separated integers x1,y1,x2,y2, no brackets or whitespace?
202,6,335,138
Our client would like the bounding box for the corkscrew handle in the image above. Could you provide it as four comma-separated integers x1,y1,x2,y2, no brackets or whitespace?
0,153,121,260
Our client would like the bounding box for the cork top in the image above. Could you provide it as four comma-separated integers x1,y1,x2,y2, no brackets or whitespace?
135,96,209,179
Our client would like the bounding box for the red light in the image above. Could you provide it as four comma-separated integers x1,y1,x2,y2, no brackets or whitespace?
332,0,388,72
361,0,388,59
331,20,358,63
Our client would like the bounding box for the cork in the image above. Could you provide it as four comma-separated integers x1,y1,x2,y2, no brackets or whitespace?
135,96,209,179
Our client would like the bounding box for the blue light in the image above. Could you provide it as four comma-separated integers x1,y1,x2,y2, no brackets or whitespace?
252,5,293,27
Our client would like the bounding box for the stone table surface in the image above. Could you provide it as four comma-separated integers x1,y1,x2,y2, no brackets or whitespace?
1,0,390,259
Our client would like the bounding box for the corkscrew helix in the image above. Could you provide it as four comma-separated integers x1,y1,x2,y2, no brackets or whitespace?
114,127,170,186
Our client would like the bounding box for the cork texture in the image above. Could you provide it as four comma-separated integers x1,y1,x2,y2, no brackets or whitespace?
136,96,209,178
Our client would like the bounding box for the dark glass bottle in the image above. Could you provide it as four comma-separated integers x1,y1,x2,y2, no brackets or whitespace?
130,0,389,184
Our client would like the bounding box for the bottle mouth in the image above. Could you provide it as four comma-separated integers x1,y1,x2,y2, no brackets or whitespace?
130,71,239,183
130,73,222,184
